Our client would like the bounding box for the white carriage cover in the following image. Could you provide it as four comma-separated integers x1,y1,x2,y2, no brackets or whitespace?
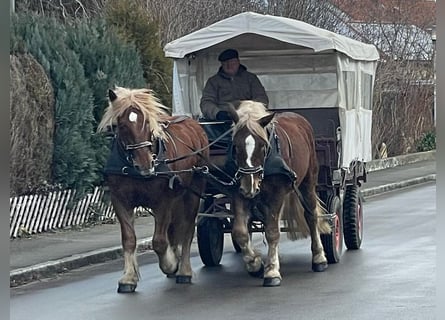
163,11,379,168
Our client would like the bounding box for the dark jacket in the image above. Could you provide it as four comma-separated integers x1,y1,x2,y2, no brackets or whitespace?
200,64,269,120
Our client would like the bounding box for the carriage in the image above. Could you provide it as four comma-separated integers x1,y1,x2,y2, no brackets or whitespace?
100,12,380,292
164,12,379,268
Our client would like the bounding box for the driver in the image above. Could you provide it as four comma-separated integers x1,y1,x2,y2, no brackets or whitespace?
200,48,269,121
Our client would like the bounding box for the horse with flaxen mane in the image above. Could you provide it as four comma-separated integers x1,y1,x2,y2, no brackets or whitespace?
98,87,208,293
225,100,331,287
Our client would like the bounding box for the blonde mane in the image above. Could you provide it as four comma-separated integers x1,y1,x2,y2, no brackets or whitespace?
233,100,272,143
97,86,170,139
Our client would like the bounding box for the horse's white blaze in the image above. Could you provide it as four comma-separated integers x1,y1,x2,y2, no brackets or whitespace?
129,111,138,122
245,135,255,167
244,135,256,194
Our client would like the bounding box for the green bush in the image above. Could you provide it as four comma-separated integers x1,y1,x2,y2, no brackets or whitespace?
10,13,147,198
65,18,146,127
65,18,146,184
105,0,172,108
416,131,436,152
11,13,99,198
10,53,55,197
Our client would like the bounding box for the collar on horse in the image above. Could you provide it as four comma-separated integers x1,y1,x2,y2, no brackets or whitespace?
264,123,297,181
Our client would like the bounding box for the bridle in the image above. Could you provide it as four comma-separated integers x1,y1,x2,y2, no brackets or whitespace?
124,140,153,151
115,115,159,170
232,123,276,183
234,165,264,181
233,139,269,183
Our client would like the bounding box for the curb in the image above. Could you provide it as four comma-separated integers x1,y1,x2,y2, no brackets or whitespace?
361,174,436,198
10,238,152,287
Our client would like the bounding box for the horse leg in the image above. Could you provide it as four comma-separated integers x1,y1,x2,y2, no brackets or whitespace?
232,195,263,277
170,190,200,284
112,197,139,293
152,200,180,277
300,184,328,272
261,198,285,287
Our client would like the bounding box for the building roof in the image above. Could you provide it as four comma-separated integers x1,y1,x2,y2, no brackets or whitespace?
330,0,435,29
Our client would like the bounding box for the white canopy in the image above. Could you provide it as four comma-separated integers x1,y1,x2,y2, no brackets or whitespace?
164,11,379,61
163,12,380,167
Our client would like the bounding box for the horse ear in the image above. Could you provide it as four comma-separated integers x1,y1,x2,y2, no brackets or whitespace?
108,89,117,102
258,113,275,127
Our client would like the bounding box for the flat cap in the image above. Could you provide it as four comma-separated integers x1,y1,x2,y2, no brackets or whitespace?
218,49,239,62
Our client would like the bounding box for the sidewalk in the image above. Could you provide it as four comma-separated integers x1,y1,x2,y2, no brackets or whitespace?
10,155,436,287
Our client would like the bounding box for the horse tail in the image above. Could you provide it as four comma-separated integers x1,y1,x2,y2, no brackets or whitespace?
282,193,310,240
315,198,332,234
282,193,331,240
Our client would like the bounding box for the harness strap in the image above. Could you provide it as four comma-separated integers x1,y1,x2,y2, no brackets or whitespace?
159,126,234,165
160,115,190,129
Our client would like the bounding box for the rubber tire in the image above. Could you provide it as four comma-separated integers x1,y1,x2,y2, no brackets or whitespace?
197,217,224,266
343,185,364,250
321,195,343,264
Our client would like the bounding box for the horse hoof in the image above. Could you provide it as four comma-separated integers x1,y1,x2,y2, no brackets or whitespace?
117,283,137,293
312,262,328,272
263,277,281,287
248,263,264,278
176,275,192,284
166,273,176,278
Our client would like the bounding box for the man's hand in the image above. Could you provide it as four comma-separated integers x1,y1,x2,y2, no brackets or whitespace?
216,111,232,121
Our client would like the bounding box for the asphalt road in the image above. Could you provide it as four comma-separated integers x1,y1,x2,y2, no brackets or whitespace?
10,183,436,320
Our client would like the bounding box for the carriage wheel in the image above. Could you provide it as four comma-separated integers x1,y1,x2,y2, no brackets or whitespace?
197,217,224,266
321,195,343,264
343,185,364,250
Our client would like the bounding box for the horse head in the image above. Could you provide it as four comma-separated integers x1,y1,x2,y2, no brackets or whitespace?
117,105,157,176
231,101,275,199
99,87,169,177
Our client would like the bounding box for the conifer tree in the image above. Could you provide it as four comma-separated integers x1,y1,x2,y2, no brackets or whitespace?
65,18,146,126
105,0,173,109
65,18,146,183
11,13,99,197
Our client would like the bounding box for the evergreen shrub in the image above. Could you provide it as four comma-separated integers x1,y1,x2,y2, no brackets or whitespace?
105,0,173,108
11,13,98,198
416,130,436,152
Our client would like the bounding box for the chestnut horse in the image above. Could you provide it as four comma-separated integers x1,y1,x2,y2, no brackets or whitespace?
226,100,331,287
98,87,208,292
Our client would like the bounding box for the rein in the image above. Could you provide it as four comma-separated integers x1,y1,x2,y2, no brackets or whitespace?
156,125,234,165
115,116,239,195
